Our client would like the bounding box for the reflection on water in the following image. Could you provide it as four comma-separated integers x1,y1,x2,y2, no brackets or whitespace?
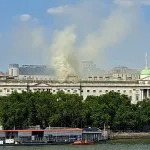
0,140,150,150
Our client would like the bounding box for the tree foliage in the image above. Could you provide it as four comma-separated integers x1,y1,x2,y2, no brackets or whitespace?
0,91,149,131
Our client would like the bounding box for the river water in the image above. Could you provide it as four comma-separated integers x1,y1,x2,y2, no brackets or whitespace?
0,139,150,150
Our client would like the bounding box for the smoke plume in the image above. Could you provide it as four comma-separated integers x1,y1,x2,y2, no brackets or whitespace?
80,9,133,60
1,0,149,77
50,26,79,80
49,0,137,79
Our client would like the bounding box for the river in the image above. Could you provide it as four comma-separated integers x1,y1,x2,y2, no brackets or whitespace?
0,139,150,150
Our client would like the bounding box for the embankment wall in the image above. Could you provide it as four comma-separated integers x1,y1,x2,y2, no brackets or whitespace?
110,132,150,140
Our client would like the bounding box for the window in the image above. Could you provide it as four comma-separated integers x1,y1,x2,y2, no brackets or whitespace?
105,90,108,93
136,95,139,101
53,90,55,92
123,90,126,93
47,89,51,92
129,90,132,93
118,90,120,93
74,90,77,93
99,90,102,93
93,90,96,93
67,90,70,92
0,90,2,93
87,90,90,93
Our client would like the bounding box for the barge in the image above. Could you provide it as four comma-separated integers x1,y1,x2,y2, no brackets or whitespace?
0,127,106,146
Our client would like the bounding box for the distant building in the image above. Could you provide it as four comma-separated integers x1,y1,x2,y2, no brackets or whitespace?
0,72,4,76
0,71,8,78
0,65,148,104
8,64,19,77
0,57,150,104
100,66,140,81
80,61,105,78
8,64,55,80
19,65,55,76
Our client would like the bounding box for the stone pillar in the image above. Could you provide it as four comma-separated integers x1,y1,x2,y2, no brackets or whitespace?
147,89,149,99
147,89,150,99
141,89,143,101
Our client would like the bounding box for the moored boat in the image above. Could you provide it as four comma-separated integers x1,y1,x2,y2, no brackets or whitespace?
72,140,95,145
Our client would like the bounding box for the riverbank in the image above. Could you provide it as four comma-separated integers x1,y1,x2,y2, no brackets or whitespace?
108,139,150,144
110,132,150,140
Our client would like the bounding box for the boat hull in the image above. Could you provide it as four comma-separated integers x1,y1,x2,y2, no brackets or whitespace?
72,141,95,145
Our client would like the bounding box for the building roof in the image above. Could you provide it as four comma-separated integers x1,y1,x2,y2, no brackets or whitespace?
82,127,101,133
141,68,150,75
0,128,82,133
0,72,4,76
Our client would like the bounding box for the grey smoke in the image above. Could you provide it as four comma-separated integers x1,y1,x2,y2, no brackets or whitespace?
49,0,137,79
1,0,146,77
50,26,80,80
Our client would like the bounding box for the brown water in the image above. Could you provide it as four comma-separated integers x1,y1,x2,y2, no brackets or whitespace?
0,139,150,150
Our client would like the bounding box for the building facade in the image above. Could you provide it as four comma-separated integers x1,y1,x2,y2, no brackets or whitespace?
0,66,150,104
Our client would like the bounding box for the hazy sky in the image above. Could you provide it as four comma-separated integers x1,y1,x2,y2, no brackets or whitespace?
0,0,150,72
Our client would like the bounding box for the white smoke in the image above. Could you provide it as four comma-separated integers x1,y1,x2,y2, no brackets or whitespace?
50,26,79,80
1,0,148,77
80,9,132,60
49,0,136,79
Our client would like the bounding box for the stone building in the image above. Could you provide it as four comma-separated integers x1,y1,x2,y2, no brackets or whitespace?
0,64,150,104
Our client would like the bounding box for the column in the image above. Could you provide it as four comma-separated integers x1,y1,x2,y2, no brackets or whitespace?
147,89,150,99
141,89,143,101
147,89,149,99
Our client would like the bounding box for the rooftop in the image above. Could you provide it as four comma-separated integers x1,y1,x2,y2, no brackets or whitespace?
141,68,150,75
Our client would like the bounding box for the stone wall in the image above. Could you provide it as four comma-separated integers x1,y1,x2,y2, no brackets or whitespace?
110,132,150,139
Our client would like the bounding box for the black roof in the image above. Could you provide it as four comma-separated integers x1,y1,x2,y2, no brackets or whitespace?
83,127,101,132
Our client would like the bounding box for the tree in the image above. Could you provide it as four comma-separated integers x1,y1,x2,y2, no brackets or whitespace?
0,90,148,131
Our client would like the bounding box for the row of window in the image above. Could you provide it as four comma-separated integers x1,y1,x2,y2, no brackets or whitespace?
0,89,79,93
0,89,26,93
21,77,52,80
0,88,138,95
86,89,133,94
0,89,77,93
30,89,134,94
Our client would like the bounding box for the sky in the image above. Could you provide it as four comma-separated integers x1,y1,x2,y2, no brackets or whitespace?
0,0,150,73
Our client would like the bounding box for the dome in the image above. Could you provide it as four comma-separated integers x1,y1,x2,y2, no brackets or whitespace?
141,68,150,75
